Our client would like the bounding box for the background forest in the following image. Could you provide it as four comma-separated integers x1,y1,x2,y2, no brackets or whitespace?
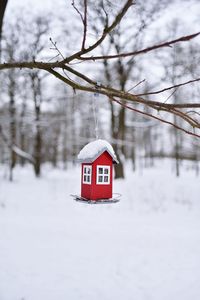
1,0,200,180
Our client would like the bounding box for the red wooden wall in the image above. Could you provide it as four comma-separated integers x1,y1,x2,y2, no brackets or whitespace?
81,151,113,200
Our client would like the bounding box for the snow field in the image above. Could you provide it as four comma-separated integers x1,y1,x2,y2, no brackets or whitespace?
0,162,200,300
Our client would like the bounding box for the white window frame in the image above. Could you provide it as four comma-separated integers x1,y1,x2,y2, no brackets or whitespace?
83,165,92,184
96,165,110,185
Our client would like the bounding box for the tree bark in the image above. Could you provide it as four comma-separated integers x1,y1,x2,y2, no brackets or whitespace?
0,0,8,57
31,73,43,177
8,74,16,181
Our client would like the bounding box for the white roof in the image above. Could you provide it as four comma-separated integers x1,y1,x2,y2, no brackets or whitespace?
77,139,118,164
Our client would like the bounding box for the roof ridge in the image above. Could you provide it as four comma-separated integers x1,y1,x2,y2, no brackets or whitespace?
77,147,119,164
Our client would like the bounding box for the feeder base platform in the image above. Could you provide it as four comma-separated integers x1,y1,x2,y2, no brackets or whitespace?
71,194,120,204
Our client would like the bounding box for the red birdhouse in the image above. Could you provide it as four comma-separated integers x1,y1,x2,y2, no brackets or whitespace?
77,139,119,202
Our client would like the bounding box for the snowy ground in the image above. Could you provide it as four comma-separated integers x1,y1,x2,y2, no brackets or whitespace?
0,161,200,300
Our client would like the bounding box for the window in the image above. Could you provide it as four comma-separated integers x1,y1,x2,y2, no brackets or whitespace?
96,166,110,184
83,165,92,184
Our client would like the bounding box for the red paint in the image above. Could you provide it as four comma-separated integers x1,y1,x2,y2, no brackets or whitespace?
81,151,113,200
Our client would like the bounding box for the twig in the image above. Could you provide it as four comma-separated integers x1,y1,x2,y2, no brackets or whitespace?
163,88,178,103
78,32,200,61
48,54,60,62
136,77,200,96
186,110,200,117
127,79,146,92
71,0,84,23
49,37,65,60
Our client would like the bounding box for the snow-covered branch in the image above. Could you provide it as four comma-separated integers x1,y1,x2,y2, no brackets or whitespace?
0,125,35,164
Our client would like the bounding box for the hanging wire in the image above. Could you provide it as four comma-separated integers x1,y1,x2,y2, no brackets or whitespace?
92,92,99,140
92,81,101,140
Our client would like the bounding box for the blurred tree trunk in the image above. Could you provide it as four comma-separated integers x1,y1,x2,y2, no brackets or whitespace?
103,57,126,179
174,119,180,177
8,72,16,181
159,20,183,176
172,44,182,177
0,0,8,58
19,95,27,166
31,72,42,177
62,118,68,169
51,124,60,168
109,100,124,178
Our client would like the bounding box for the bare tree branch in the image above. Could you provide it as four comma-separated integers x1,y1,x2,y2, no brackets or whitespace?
136,77,200,96
0,1,200,140
61,0,134,63
71,0,88,51
78,32,200,61
0,60,200,110
110,97,200,139
46,68,200,131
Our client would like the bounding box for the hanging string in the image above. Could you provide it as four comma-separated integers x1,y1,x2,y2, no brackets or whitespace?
92,92,99,140
92,82,101,140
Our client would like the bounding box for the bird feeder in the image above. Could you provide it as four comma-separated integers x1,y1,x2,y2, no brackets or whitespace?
72,139,120,204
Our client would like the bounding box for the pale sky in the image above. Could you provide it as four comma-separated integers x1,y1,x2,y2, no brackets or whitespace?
7,0,63,11
5,0,73,22
6,0,200,34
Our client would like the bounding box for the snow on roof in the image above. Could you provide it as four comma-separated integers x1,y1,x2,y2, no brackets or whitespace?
77,139,118,164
